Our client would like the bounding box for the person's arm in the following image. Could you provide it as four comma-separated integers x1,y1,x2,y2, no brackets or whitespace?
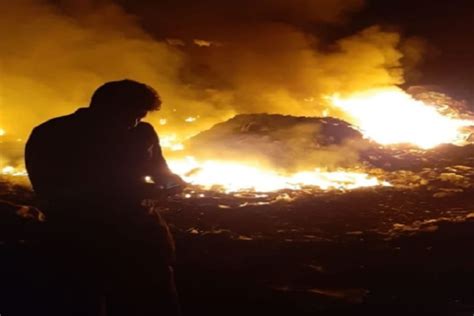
138,124,186,197
25,127,60,198
150,133,186,189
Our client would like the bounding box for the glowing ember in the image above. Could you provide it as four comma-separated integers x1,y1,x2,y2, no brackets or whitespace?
330,88,474,149
160,134,185,151
144,175,154,183
2,166,14,174
168,157,387,193
0,159,385,192
1,165,27,176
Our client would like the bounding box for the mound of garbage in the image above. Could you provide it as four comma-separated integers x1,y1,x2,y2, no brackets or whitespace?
186,114,369,171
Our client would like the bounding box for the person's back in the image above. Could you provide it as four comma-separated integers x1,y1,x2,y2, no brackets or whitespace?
25,79,183,316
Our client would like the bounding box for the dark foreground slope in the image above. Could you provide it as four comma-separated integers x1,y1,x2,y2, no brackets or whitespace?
2,108,474,315
1,178,474,316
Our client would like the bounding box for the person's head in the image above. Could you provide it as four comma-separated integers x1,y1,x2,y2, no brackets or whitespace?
89,79,161,128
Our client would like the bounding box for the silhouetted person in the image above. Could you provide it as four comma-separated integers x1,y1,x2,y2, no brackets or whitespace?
25,79,184,316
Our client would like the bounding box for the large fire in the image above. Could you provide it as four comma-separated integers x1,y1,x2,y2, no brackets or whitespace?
330,88,474,149
1,88,473,193
167,157,386,193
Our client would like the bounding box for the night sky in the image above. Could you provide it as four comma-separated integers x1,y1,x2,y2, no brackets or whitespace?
114,0,474,100
3,0,474,138
355,0,474,100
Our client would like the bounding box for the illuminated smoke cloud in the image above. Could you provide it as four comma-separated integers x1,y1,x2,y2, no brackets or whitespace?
0,0,424,158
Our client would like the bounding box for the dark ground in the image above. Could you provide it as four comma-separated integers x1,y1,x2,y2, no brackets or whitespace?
167,187,474,316
1,174,474,316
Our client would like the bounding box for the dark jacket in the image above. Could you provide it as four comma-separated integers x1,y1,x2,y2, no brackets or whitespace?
25,107,179,260
24,109,181,315
25,107,180,203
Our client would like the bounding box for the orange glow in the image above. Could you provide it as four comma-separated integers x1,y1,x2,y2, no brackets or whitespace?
330,88,474,149
1,165,27,177
159,134,185,151
168,157,387,193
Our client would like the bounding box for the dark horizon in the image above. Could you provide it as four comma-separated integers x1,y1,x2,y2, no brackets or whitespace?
116,0,474,100
2,0,474,141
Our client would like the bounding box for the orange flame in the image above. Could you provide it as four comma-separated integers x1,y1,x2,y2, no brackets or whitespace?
330,88,474,149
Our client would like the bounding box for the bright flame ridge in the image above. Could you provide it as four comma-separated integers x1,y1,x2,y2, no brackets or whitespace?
1,159,387,193
1,165,27,176
330,88,474,149
168,157,388,193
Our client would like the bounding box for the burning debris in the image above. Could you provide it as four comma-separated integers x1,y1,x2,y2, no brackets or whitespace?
185,114,365,168
167,113,384,192
1,2,472,196
162,88,474,193
169,158,385,193
2,1,474,315
330,87,474,149
2,87,474,194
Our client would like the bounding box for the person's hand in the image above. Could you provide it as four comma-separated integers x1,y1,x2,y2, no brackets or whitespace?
172,174,188,188
150,173,188,197
164,184,184,195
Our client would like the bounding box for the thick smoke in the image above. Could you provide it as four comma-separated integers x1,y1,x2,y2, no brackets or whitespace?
0,0,187,138
0,0,423,170
186,114,369,172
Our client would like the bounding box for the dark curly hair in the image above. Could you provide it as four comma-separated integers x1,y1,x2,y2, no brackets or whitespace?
90,79,161,112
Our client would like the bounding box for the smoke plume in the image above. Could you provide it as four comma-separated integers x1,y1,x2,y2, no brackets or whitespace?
0,0,423,169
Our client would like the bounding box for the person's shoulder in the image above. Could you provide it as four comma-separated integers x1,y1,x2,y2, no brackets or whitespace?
136,121,155,131
32,112,77,135
135,122,158,137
